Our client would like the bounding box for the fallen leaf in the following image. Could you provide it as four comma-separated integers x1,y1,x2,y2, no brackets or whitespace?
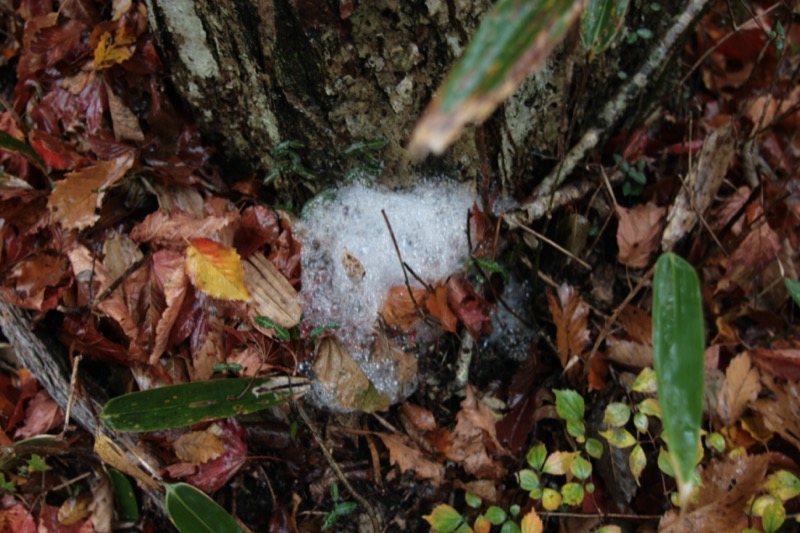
93,26,136,70
605,337,653,368
659,454,768,532
47,154,135,230
185,238,251,302
130,209,238,247
106,82,144,142
150,249,189,363
313,337,387,412
375,433,444,487
753,375,800,450
380,285,427,331
547,284,590,368
662,123,735,251
0,251,68,311
717,352,760,426
93,432,160,491
618,305,652,345
181,420,247,493
447,275,493,340
15,389,63,439
245,252,302,329
399,402,437,432
425,284,458,332
234,205,281,258
750,348,800,380
616,203,666,268
446,385,506,478
718,221,781,292
0,503,36,533
89,473,114,533
174,431,226,465
57,491,91,526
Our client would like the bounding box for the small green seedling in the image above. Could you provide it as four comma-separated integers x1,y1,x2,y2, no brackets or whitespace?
322,483,357,531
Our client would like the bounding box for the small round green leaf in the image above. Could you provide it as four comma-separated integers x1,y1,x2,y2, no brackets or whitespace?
554,389,585,421
561,483,585,506
603,402,631,427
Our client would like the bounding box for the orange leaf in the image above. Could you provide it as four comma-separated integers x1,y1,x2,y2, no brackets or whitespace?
425,284,458,332
547,284,590,368
47,154,135,230
185,238,251,301
520,509,544,533
93,27,136,70
380,286,426,330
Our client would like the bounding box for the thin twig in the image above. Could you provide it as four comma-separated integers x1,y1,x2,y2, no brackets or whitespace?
382,210,426,319
295,402,381,532
514,224,592,270
61,355,83,438
92,252,152,306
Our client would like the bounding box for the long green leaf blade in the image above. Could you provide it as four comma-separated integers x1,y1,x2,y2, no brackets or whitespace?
107,469,139,522
0,130,46,170
165,483,244,533
652,252,704,506
409,0,583,157
101,377,308,432
582,0,630,58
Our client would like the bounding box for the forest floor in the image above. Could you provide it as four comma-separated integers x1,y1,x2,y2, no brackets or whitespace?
1,1,800,532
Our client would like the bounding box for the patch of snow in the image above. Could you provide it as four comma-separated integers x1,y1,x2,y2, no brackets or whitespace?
298,180,476,404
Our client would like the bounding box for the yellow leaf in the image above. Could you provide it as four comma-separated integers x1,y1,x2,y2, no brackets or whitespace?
173,430,225,465
520,509,543,533
185,238,251,301
94,27,136,70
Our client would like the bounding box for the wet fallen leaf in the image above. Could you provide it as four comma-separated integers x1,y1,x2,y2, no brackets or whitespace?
399,402,437,433
718,221,781,292
131,209,239,247
106,81,144,142
0,251,68,311
15,389,63,439
425,284,458,333
754,375,800,449
47,153,135,230
717,352,760,426
380,285,426,331
616,203,666,268
150,249,189,363
750,348,800,381
313,337,388,412
89,473,114,533
174,430,226,465
180,420,247,493
605,337,653,368
547,284,590,368
93,26,135,70
446,385,506,479
58,491,92,526
185,238,251,302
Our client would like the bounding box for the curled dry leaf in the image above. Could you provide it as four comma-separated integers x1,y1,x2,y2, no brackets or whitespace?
57,492,92,526
47,153,135,230
380,285,427,331
399,402,437,432
174,430,226,465
15,389,63,439
717,352,760,426
150,249,188,363
662,123,735,251
131,209,238,247
547,284,590,368
93,432,160,492
750,348,800,381
185,238,251,302
313,337,389,412
446,385,506,479
245,252,302,329
753,374,800,450
718,220,781,292
616,203,666,268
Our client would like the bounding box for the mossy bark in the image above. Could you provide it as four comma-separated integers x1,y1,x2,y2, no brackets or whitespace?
144,0,680,196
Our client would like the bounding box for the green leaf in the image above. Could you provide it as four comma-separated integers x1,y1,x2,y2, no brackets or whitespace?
571,455,593,481
0,473,16,493
566,419,586,441
165,483,244,533
500,521,521,533
705,432,726,454
581,0,630,58
603,402,631,427
473,258,510,282
309,322,341,338
424,504,464,533
108,469,139,522
785,278,800,307
633,412,649,433
409,0,583,157
465,491,482,508
585,438,604,459
561,483,584,506
652,252,705,507
27,454,51,472
657,447,674,478
762,499,786,533
485,505,507,525
101,377,308,431
765,470,800,502
629,443,646,485
518,469,540,491
541,488,562,511
0,130,46,170
554,389,585,422
542,451,578,475
527,443,547,470
254,316,291,341
637,398,661,418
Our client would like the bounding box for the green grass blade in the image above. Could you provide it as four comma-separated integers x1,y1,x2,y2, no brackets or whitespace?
785,278,800,307
582,0,630,58
652,252,704,506
409,0,583,157
101,377,308,432
165,483,244,533
107,469,139,522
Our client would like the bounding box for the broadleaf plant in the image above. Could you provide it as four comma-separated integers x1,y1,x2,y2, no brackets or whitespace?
582,0,630,58
652,252,704,506
165,482,244,533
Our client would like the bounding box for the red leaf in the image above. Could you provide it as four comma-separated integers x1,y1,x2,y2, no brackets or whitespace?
234,205,281,258
181,420,247,493
446,275,492,340
28,129,82,171
0,503,37,533
0,251,68,311
750,348,800,380
15,389,63,439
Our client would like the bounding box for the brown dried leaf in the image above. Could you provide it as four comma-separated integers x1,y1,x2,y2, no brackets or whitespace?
425,284,458,333
174,431,226,465
662,123,736,250
659,454,768,532
616,203,666,268
313,337,388,411
15,389,63,438
93,432,160,491
191,326,224,381
47,154,135,230
150,249,188,363
399,402,437,432
0,251,68,311
446,385,506,479
89,473,114,533
106,82,144,142
58,492,91,526
375,433,444,487
718,222,781,292
618,306,652,345
130,208,238,248
605,337,653,368
710,186,750,234
547,284,590,368
753,375,800,449
717,352,760,426
245,252,302,329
